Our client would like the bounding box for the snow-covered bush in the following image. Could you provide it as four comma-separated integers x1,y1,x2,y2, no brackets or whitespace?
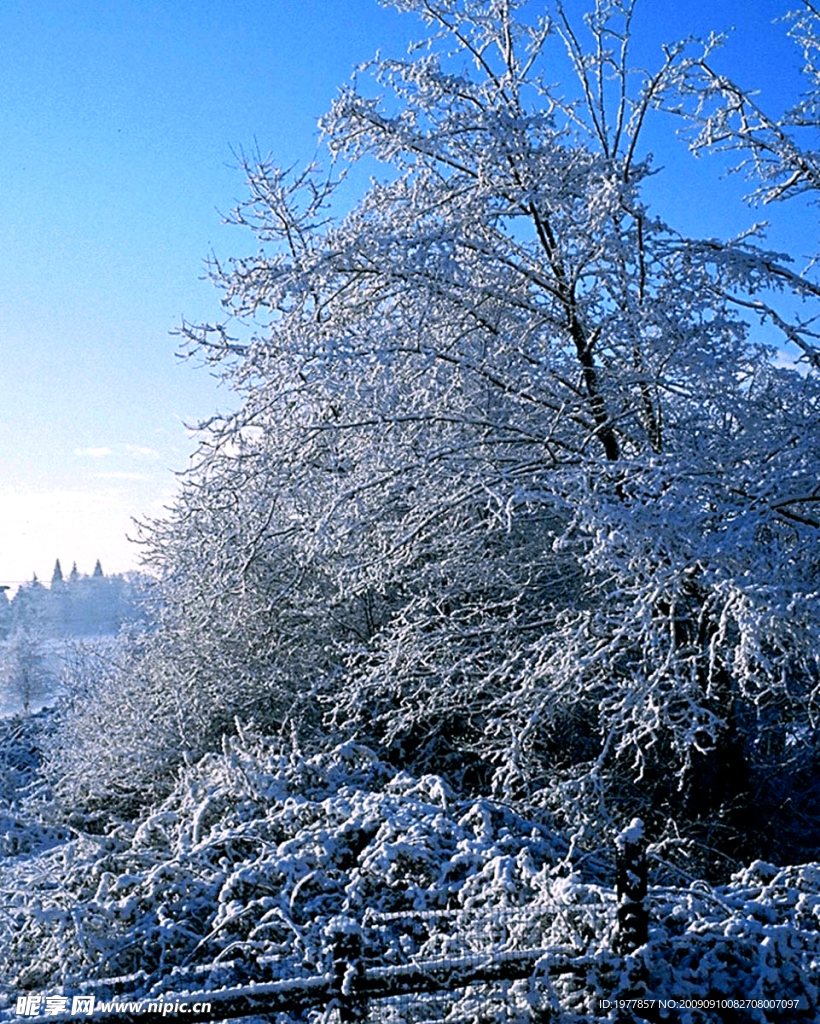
1,733,566,1000
41,569,333,812
0,710,67,860
639,861,820,1023
5,732,820,1022
32,633,194,813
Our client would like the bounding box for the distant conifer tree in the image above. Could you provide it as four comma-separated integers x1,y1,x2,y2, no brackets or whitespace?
68,562,80,584
92,559,104,578
51,559,64,586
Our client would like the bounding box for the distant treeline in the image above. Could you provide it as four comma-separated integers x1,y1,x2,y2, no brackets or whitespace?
0,560,153,639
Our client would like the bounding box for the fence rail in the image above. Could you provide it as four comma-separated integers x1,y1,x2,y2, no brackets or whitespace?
7,948,606,1024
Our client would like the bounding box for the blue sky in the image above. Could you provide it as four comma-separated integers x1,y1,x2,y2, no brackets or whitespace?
0,0,811,590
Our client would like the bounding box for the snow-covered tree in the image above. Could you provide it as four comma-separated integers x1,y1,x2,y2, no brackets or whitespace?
674,0,820,371
0,627,51,715
54,0,819,863
0,588,10,642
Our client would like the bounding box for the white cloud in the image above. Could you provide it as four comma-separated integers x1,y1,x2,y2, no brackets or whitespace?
124,444,160,459
75,446,114,458
92,471,153,482
73,443,163,464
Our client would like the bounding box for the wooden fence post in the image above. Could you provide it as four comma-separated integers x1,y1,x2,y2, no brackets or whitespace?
330,918,367,1023
615,818,648,955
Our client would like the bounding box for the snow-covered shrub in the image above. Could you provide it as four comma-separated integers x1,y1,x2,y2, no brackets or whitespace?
7,726,820,1022
0,733,566,1002
40,578,332,812
40,640,182,812
639,861,820,1023
0,710,67,859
